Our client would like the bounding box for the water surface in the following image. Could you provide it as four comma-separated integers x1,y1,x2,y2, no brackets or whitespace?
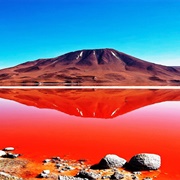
0,88,180,179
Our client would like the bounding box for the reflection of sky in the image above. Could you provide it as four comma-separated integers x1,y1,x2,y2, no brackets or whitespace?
123,101,180,121
0,98,67,122
0,0,180,68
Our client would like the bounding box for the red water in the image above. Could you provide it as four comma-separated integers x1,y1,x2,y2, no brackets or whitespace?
0,89,180,179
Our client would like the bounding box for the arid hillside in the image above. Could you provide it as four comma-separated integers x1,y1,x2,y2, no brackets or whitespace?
0,49,180,85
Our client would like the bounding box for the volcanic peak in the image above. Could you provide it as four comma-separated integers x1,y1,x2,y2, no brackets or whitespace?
0,48,180,85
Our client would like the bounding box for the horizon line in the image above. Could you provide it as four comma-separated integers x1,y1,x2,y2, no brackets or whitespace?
0,86,180,89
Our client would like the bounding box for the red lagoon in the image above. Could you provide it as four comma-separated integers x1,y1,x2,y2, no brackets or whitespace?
0,89,180,179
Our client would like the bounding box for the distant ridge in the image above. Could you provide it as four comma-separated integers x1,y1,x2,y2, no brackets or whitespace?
0,48,180,85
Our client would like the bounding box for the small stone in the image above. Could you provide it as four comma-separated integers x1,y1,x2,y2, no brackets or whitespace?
58,175,86,180
39,170,50,178
67,166,75,170
6,153,20,158
131,174,139,180
143,178,153,180
62,167,68,171
42,170,50,174
0,150,6,157
3,147,15,151
78,159,87,163
52,156,61,160
56,164,63,168
76,170,101,180
110,171,124,179
102,175,111,179
40,173,48,178
61,166,75,171
43,159,51,163
51,156,61,163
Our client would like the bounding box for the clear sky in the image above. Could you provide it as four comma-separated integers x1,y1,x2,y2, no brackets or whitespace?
0,0,180,69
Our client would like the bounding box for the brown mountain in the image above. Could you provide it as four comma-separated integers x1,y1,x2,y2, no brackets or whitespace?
0,48,180,85
0,89,180,118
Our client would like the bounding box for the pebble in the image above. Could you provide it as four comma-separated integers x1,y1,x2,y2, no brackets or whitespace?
42,170,50,174
6,153,20,158
58,175,86,180
3,147,15,151
76,170,101,180
59,170,64,173
102,175,111,179
51,156,61,163
56,164,63,168
110,171,124,179
52,156,61,160
39,170,50,178
131,174,139,180
61,166,75,171
43,159,51,163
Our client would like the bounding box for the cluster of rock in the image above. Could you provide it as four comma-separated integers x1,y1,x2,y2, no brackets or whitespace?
0,172,22,180
0,147,20,159
39,156,86,179
0,147,161,180
0,147,22,180
94,153,161,171
40,153,160,180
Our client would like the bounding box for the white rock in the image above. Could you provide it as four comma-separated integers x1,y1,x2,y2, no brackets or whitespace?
129,153,161,170
0,172,11,178
43,159,51,163
6,153,20,158
40,170,50,178
40,173,48,178
3,147,15,151
98,154,127,168
0,150,6,157
42,170,50,174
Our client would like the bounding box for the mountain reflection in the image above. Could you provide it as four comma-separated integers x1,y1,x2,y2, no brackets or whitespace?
0,89,180,118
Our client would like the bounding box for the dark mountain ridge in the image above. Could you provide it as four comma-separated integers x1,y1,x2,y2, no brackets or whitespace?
0,48,180,85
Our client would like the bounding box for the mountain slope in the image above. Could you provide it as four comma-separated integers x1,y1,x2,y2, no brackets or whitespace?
0,48,180,85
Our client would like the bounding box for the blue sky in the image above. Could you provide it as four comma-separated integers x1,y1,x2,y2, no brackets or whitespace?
0,0,180,69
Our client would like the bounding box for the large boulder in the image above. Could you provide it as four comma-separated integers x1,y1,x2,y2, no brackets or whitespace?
97,154,127,169
129,153,161,170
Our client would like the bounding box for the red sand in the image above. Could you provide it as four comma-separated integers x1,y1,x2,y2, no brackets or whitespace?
0,91,180,179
